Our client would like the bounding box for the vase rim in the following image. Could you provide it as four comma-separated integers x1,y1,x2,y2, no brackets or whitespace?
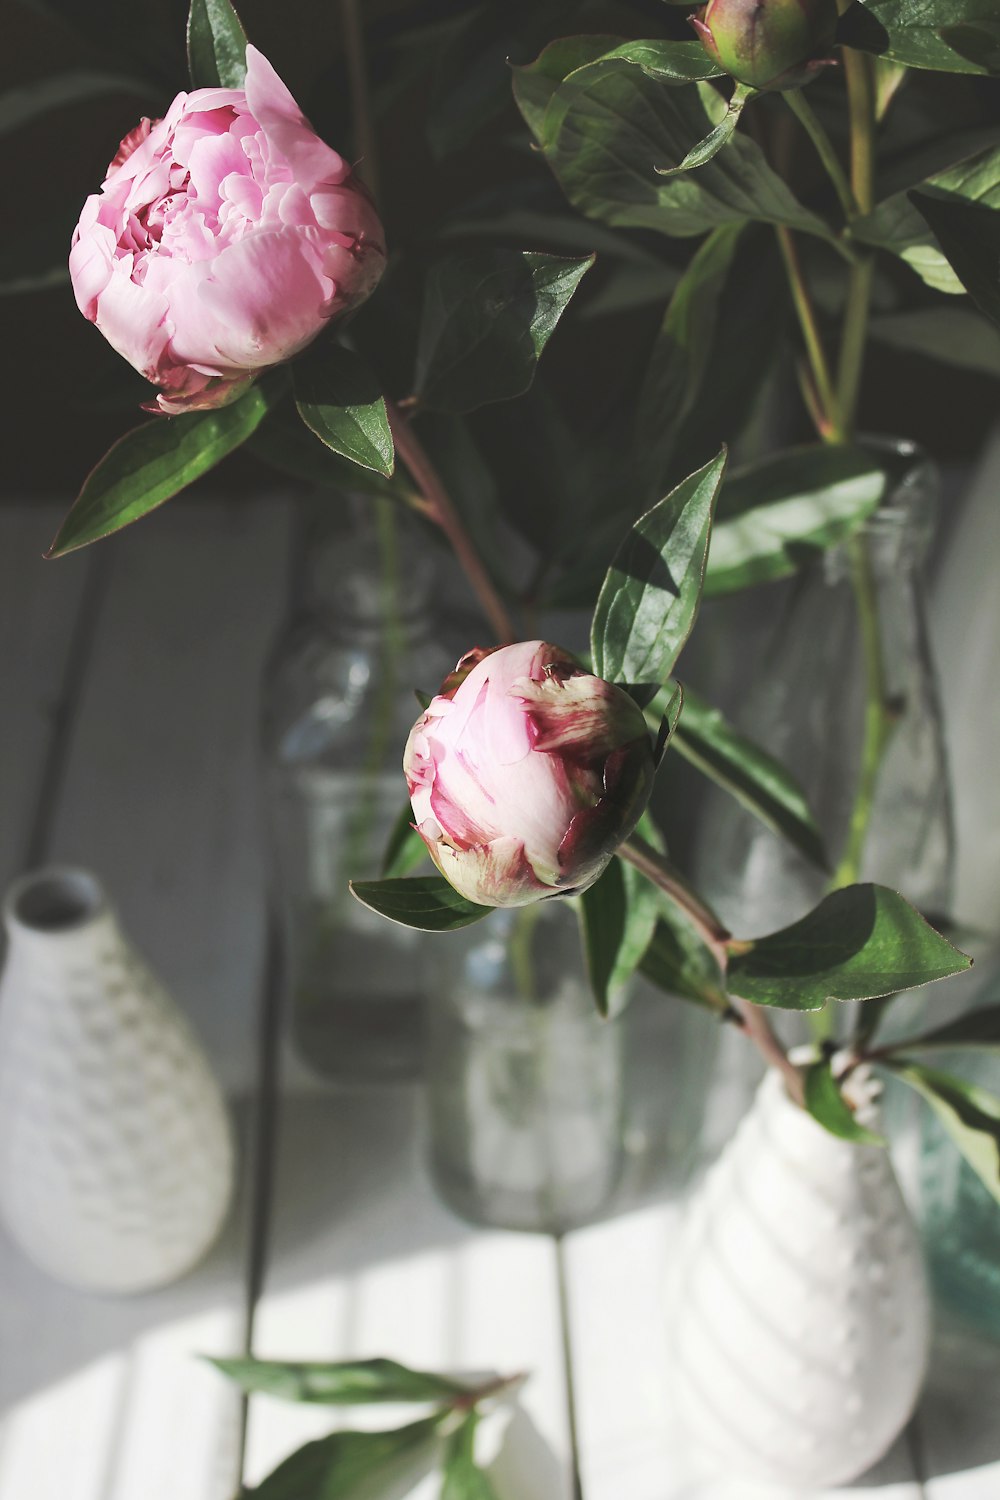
4,866,108,937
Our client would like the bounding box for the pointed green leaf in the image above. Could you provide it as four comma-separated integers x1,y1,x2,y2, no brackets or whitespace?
187,0,247,89
47,380,277,557
704,445,889,596
656,84,756,176
803,1058,885,1144
515,54,833,242
669,685,828,871
853,144,1000,295
654,682,684,764
909,190,1000,328
442,1412,500,1500
591,450,727,690
294,343,394,477
248,403,403,500
837,0,1000,75
638,909,728,1011
380,804,430,879
414,250,593,414
878,1003,1000,1055
209,1356,464,1405
251,1415,444,1500
727,884,973,1012
888,1062,1000,1201
579,856,658,1018
349,876,492,933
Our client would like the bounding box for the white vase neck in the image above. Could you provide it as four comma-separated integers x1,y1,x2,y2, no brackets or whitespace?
3,867,121,964
756,1064,883,1168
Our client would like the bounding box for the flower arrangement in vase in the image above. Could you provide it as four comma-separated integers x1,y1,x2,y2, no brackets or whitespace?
13,0,1000,1487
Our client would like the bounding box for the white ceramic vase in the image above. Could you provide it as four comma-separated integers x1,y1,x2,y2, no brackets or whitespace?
0,867,235,1293
667,1066,930,1489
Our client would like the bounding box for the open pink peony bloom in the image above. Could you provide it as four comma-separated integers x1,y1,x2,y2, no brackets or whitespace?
404,641,655,908
69,46,386,414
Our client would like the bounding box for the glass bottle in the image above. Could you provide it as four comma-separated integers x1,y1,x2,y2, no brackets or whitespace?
694,440,953,939
691,442,955,1147
425,901,625,1232
262,507,453,1084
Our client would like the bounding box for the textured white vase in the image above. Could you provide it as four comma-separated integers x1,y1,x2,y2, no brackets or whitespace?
0,867,235,1293
667,1066,930,1489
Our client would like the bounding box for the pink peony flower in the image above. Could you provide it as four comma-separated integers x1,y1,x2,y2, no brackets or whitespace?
69,46,386,415
403,642,655,908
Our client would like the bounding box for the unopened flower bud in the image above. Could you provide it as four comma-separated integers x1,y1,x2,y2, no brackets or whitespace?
690,0,837,91
403,641,655,908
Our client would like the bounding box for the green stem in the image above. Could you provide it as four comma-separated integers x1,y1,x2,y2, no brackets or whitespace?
618,838,805,1106
830,39,889,893
831,532,893,888
782,89,859,222
775,226,841,441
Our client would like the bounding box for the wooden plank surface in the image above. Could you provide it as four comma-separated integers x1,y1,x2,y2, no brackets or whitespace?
0,497,293,1500
242,1070,576,1499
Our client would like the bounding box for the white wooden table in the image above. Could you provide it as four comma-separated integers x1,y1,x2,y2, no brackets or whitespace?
1,495,997,1500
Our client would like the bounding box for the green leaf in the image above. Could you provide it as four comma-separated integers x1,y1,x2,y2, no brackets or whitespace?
570,38,725,84
47,380,276,557
294,343,394,477
515,53,833,242
414,250,593,414
853,144,1000,295
878,1003,1000,1054
441,1412,499,1500
0,70,149,136
654,681,684,764
656,84,757,177
186,0,247,89
250,1415,444,1500
727,884,973,1012
380,805,430,879
837,0,1000,75
511,35,619,140
247,404,403,500
349,877,492,933
209,1356,463,1405
888,1062,1000,1201
591,450,727,690
669,685,828,871
870,305,1000,376
639,908,728,1011
803,1058,885,1144
704,445,889,597
909,191,1000,328
579,856,659,1018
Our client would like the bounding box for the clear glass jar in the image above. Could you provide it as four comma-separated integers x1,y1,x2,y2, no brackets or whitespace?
694,441,953,938
262,507,453,1084
425,902,625,1232
691,442,955,1145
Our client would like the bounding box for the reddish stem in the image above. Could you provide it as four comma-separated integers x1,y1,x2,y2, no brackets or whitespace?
386,399,515,645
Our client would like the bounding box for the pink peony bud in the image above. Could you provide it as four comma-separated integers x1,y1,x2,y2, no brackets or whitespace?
403,641,656,908
691,0,837,91
69,46,386,415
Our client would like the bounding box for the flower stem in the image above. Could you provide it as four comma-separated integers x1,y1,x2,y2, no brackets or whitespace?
386,399,516,644
338,0,381,203
775,226,840,442
618,837,805,1106
829,37,889,891
782,89,859,223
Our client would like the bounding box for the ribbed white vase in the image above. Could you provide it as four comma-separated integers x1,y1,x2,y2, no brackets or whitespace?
667,1066,930,1488
0,867,235,1293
